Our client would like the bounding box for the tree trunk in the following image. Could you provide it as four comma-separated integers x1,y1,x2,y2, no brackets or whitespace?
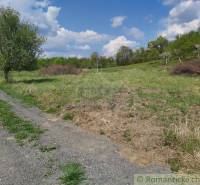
165,58,168,65
178,57,182,63
4,71,9,83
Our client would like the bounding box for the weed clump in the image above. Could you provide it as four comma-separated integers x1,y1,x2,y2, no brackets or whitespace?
63,112,74,121
40,64,82,76
168,158,181,172
171,59,200,75
60,162,87,185
163,129,178,147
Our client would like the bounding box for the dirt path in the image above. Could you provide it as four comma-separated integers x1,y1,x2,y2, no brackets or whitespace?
0,90,170,185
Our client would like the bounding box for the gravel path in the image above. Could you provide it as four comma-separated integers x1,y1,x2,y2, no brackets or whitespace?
0,129,48,185
0,90,170,185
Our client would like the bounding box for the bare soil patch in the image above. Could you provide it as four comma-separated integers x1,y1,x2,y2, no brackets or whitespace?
60,92,175,167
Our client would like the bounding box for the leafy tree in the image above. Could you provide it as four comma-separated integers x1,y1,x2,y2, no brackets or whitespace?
146,48,160,61
116,46,133,66
148,36,168,53
91,52,99,62
91,52,100,72
167,31,200,60
0,8,44,82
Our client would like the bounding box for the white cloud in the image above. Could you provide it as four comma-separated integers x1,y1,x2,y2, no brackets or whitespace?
103,36,136,57
0,0,60,32
44,27,109,51
35,0,49,8
125,27,144,40
162,0,183,5
160,19,200,39
66,44,91,51
111,16,127,28
159,0,200,40
43,51,83,58
76,45,91,50
0,0,110,57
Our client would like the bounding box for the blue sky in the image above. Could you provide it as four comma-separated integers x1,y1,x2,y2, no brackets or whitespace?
56,0,168,42
0,0,200,57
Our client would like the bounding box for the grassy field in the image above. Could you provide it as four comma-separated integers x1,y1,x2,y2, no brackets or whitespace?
0,61,200,172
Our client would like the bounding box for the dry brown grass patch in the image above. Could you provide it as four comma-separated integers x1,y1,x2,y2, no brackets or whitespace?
60,92,173,166
40,64,82,76
171,59,200,75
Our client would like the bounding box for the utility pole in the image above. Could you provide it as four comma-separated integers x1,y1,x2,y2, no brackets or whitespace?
96,59,99,73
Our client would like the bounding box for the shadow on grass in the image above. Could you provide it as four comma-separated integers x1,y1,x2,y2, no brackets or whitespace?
15,78,56,84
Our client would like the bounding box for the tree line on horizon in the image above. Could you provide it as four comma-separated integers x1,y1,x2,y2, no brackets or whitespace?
38,29,200,68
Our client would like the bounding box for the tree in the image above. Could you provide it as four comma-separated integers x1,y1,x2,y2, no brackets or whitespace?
116,46,133,66
91,52,100,72
148,36,168,53
146,48,160,61
167,31,200,60
0,8,44,82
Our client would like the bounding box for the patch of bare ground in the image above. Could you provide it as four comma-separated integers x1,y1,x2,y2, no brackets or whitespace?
60,92,175,167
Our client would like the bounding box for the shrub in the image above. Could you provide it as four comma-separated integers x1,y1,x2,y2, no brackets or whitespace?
171,59,200,75
40,64,82,76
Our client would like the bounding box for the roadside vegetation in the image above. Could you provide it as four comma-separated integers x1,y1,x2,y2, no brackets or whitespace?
0,100,43,144
0,7,200,173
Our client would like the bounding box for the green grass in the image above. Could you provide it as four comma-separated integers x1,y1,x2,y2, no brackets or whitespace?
0,61,199,171
182,137,200,154
0,100,43,144
60,162,87,185
0,62,199,115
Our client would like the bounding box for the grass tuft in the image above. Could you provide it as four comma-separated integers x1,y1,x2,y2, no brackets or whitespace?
168,158,181,172
163,129,178,147
123,129,132,142
181,137,200,154
60,162,87,185
63,112,74,121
